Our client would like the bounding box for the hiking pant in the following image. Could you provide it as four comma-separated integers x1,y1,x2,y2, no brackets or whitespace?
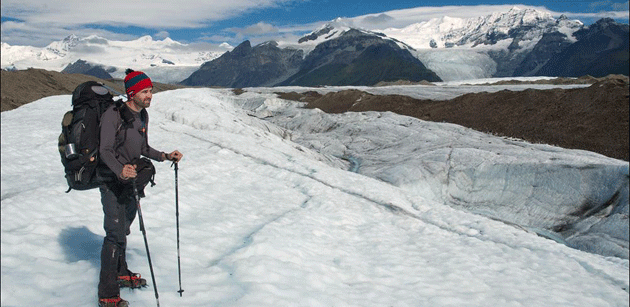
98,184,137,299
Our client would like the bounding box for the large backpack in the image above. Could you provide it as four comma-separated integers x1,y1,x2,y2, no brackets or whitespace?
58,81,120,192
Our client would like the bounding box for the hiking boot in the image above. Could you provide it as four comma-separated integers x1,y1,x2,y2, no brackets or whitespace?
118,272,147,289
98,296,129,307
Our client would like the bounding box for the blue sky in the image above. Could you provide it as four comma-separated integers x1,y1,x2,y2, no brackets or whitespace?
1,0,628,48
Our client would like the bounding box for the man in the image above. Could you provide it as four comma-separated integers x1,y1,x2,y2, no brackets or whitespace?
97,69,183,307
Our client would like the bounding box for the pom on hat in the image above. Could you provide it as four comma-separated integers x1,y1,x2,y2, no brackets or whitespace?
124,69,153,98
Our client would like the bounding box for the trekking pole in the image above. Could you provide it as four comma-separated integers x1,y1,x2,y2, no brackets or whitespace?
133,179,161,307
173,162,184,297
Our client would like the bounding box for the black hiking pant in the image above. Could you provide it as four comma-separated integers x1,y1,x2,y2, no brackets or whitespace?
98,183,137,299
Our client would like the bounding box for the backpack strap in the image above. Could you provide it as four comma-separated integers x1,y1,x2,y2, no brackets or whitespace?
112,102,150,153
140,108,149,139
112,102,134,153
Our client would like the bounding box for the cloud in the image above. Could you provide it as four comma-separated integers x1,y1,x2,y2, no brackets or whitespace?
1,0,297,28
1,18,138,46
2,2,628,48
588,1,613,11
1,19,132,47
1,0,298,46
586,0,629,12
233,22,280,35
83,37,109,45
210,19,316,46
611,1,629,11
361,14,395,26
154,31,170,40
348,5,558,30
558,10,630,20
219,42,234,49
71,44,107,54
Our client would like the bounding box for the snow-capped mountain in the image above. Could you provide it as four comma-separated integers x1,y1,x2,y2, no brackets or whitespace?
1,35,226,83
290,18,414,52
184,8,592,86
536,18,630,77
380,7,585,79
182,27,441,88
181,40,305,87
2,7,627,83
281,7,592,81
45,34,81,57
381,7,582,50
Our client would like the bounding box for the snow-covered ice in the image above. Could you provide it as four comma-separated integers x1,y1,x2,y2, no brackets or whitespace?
1,85,628,307
245,80,590,101
414,49,498,81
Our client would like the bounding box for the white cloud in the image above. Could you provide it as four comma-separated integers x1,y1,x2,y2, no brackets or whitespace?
0,19,137,46
0,0,297,46
154,31,170,40
184,41,230,52
216,20,317,46
350,5,552,30
232,22,280,35
348,4,629,30
362,14,395,26
1,0,295,28
558,10,630,20
2,2,628,48
219,42,234,49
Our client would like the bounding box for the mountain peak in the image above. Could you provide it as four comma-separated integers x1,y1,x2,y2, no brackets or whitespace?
259,40,279,47
592,17,618,27
383,7,581,50
62,34,79,43
231,40,252,56
574,17,628,40
137,35,154,43
299,23,340,44
45,34,81,55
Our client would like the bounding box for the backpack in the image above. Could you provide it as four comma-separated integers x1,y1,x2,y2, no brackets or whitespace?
58,81,120,192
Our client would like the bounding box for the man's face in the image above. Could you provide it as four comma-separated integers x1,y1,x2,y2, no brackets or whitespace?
132,87,153,109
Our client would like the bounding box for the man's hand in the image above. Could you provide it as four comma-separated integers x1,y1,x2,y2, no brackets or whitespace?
120,164,137,180
165,150,183,162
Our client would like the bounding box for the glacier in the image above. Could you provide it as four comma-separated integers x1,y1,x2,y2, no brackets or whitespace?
1,84,628,307
236,86,629,259
413,49,498,81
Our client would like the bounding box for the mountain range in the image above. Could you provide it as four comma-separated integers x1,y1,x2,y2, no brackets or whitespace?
1,7,628,86
182,29,442,87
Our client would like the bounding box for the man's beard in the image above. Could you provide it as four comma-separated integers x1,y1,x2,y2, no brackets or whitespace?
134,96,151,109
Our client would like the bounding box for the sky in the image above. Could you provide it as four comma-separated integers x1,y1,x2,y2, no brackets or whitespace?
2,84,628,306
1,0,629,48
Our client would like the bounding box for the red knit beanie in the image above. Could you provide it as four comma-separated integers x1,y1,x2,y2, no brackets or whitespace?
124,69,153,98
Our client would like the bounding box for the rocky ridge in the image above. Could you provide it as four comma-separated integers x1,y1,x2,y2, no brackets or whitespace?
0,69,183,112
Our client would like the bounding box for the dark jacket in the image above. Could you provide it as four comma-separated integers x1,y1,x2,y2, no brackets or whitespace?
99,103,164,179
